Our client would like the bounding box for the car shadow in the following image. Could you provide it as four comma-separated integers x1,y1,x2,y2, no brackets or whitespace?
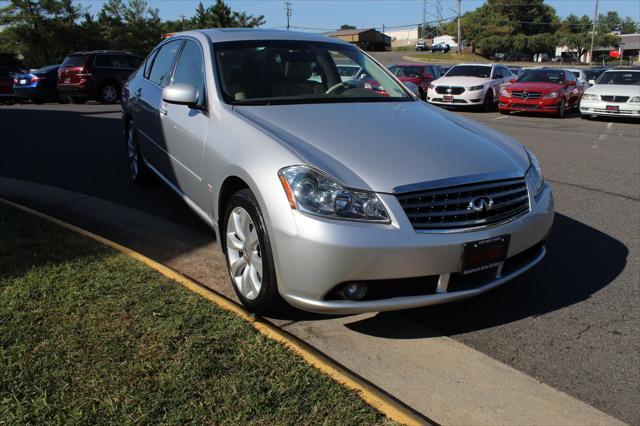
344,213,628,338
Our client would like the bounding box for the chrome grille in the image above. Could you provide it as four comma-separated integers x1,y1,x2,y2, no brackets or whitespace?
511,91,542,99
600,95,629,103
396,177,530,231
435,86,465,95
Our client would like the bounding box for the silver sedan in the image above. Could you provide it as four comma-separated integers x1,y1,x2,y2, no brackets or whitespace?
121,29,554,315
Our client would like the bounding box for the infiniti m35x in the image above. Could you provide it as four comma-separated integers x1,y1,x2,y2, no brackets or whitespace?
121,29,554,315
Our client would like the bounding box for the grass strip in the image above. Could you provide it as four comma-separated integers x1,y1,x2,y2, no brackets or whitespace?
0,204,387,424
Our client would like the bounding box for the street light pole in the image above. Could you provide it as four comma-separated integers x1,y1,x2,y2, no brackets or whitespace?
588,0,599,66
457,0,461,54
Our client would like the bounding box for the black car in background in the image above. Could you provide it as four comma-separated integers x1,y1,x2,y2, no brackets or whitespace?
57,50,143,104
13,65,61,103
430,43,450,53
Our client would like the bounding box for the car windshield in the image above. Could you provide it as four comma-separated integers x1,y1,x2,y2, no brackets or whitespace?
569,71,581,80
61,55,86,67
596,71,640,85
517,69,565,83
445,65,491,78
388,65,423,78
214,40,411,105
337,65,359,77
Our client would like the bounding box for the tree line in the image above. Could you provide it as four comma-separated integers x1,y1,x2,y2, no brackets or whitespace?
440,0,637,58
0,0,265,67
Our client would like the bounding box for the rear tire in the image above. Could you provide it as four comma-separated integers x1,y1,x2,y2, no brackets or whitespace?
499,109,510,115
99,82,119,104
125,121,149,184
224,189,284,315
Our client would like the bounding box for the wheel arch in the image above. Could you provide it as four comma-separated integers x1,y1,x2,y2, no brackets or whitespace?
218,175,250,253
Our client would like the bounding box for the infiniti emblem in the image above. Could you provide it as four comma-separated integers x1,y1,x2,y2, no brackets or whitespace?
468,196,494,213
446,88,452,93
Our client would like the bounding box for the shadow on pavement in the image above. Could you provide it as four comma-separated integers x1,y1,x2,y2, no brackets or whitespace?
345,213,628,338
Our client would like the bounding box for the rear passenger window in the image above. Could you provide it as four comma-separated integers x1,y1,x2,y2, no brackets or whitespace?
144,50,158,79
94,55,113,68
171,40,206,105
111,55,131,68
148,40,182,87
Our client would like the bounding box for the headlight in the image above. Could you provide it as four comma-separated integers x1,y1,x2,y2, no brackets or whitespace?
278,165,390,223
500,88,511,97
468,85,484,91
543,91,559,99
629,96,640,103
525,150,544,197
428,83,435,89
581,93,599,101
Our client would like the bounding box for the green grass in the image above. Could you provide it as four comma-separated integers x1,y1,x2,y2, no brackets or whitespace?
0,204,387,424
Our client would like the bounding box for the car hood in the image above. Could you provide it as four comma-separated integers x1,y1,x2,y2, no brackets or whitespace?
432,76,489,86
586,84,640,96
507,82,563,92
234,101,529,193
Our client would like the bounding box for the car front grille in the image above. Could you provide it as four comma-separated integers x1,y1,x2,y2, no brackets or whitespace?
396,177,530,231
511,91,542,99
600,95,629,103
435,86,465,95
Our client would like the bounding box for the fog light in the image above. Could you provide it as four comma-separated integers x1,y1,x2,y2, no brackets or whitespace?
341,283,368,301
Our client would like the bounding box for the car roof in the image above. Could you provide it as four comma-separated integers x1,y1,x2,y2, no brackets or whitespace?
454,63,495,67
187,28,349,45
391,63,428,67
66,50,137,56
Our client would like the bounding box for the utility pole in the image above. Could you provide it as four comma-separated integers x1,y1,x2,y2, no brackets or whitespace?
285,1,292,31
422,0,427,40
588,0,599,66
457,0,461,54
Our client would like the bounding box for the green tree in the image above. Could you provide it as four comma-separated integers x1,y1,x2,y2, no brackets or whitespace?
597,11,622,33
187,0,264,30
562,32,620,60
619,17,638,34
340,24,356,30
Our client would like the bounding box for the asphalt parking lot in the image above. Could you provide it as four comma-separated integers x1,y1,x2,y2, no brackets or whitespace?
1,101,638,423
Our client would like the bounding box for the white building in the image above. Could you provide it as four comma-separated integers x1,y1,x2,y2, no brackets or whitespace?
385,27,420,48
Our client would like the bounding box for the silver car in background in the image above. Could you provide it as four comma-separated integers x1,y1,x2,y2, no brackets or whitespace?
121,29,554,315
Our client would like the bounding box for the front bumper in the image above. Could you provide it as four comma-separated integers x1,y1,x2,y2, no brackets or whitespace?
427,87,485,106
499,96,560,113
271,184,554,314
580,99,640,118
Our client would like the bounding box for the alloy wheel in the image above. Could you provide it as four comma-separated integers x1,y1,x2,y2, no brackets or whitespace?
226,207,263,300
102,85,118,103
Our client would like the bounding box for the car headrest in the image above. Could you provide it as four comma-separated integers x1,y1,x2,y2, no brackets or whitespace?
284,62,312,81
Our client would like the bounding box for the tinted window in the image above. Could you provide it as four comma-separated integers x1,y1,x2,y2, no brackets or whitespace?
0,69,12,79
517,69,565,83
34,65,59,74
389,65,424,78
111,55,132,68
94,55,113,67
171,40,206,105
130,56,143,68
596,71,640,85
61,55,86,67
446,65,491,78
144,50,158,79
148,40,182,87
565,71,576,82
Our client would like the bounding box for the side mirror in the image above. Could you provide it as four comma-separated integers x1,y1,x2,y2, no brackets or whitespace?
509,79,517,84
162,83,198,106
568,80,576,86
588,79,595,86
403,81,420,97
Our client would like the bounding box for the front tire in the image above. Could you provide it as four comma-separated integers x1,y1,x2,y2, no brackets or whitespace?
483,90,495,112
557,98,566,118
224,189,283,315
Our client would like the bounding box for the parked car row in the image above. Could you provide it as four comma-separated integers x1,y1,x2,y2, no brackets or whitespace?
0,50,142,105
422,63,639,119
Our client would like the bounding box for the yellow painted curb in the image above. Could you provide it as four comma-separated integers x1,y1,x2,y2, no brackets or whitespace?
1,198,429,426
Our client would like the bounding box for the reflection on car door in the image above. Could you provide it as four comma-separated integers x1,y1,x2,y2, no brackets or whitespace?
160,39,209,208
136,39,183,178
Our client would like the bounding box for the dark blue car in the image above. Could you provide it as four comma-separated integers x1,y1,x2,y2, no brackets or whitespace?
13,64,61,103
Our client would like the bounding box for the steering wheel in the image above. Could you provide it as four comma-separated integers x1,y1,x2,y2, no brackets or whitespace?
326,82,346,94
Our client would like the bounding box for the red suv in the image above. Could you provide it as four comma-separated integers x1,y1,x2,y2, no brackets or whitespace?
0,67,28,104
387,63,441,99
57,50,143,104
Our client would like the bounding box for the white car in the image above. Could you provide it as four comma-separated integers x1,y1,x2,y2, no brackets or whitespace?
566,68,589,90
427,63,513,111
580,69,640,119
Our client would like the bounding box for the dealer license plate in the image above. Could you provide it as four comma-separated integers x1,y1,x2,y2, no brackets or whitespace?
443,95,454,102
461,235,510,275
